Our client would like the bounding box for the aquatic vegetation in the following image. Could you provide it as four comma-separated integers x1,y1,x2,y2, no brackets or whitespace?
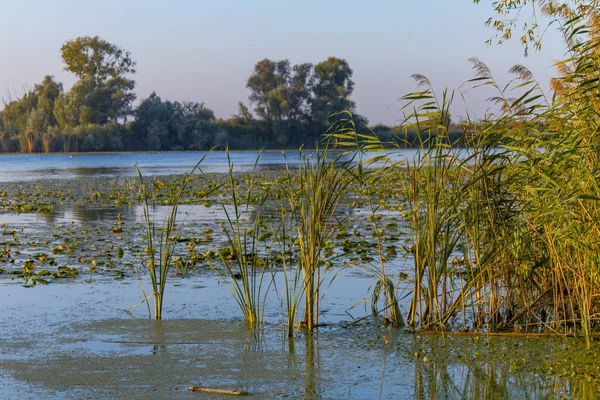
356,150,406,328
3,67,600,347
53,266,78,279
277,210,304,338
211,150,273,329
136,154,209,320
327,15,600,348
16,258,49,287
393,81,467,331
284,142,356,330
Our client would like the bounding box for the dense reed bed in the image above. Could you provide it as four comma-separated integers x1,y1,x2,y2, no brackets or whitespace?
351,14,600,347
192,13,600,347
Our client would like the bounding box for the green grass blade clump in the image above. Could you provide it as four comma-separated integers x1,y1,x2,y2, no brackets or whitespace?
212,148,273,329
136,153,209,320
284,138,356,331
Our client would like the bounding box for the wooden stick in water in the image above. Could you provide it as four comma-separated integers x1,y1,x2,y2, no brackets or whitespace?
188,386,250,396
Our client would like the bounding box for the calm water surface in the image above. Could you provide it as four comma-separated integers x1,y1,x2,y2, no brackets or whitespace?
0,151,289,182
0,150,420,182
0,149,590,399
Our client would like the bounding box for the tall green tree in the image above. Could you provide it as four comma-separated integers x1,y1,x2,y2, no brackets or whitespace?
34,75,63,126
1,90,37,134
131,93,177,150
132,93,218,150
177,101,217,150
61,35,136,82
54,77,135,127
247,59,319,145
247,59,292,122
0,75,63,152
57,36,136,127
247,59,315,123
288,63,314,123
311,57,355,126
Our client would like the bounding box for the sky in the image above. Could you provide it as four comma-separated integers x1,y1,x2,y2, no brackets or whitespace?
0,0,566,125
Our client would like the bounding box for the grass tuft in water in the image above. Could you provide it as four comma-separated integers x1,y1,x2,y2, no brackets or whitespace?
211,148,273,329
136,154,208,320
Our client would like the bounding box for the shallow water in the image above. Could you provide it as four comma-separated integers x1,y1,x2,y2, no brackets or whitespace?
0,151,393,182
0,151,285,181
0,278,590,399
0,203,226,225
0,151,596,398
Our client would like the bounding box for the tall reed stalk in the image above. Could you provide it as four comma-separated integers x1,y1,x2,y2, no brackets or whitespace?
284,143,355,330
213,149,272,329
277,207,304,337
391,80,468,330
136,155,207,320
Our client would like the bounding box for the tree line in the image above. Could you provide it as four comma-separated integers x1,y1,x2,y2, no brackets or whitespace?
0,36,464,153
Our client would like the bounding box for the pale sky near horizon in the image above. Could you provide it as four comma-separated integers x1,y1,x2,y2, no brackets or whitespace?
0,0,565,125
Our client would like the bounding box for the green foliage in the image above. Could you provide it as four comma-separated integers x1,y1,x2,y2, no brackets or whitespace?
136,154,208,320
131,93,219,151
74,123,125,151
60,35,136,82
0,37,136,153
211,150,273,329
311,57,355,126
2,76,62,133
54,77,135,127
2,91,38,134
0,37,369,152
284,141,356,330
337,11,600,348
247,59,294,122
245,57,363,147
246,59,314,146
57,36,136,128
35,75,63,123
474,0,599,54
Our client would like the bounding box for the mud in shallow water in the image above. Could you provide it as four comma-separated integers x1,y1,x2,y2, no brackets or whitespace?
0,278,596,399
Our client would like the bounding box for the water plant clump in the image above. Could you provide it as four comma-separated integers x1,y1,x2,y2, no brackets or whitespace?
211,150,274,329
283,141,357,332
336,14,600,348
136,155,209,320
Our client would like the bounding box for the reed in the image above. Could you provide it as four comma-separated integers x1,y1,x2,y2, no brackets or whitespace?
389,78,468,330
277,207,304,337
212,149,273,329
136,155,207,320
135,14,600,344
371,14,600,346
284,140,355,330
355,143,406,327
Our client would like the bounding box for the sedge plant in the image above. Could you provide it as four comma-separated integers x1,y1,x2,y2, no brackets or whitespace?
212,149,273,329
136,154,208,320
284,137,356,331
380,13,600,348
332,113,406,327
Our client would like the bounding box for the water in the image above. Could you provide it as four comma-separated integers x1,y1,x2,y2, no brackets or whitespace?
0,278,588,399
0,150,424,182
0,151,289,181
0,150,594,398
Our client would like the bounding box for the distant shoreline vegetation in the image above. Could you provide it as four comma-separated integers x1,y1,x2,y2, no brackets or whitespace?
0,125,470,154
0,35,469,153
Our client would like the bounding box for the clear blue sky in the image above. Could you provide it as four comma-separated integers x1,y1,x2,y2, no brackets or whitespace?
0,0,565,125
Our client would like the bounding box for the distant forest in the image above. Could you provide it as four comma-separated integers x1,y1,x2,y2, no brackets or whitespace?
0,36,465,153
